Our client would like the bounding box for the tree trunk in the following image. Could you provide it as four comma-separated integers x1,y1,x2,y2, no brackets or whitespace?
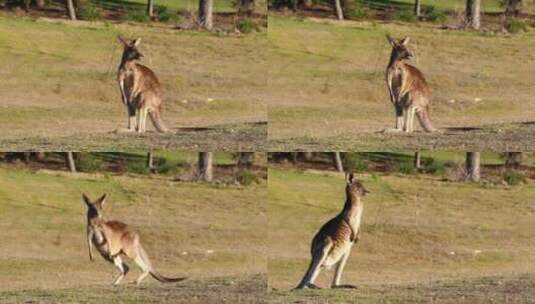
414,0,421,17
334,0,344,20
67,0,77,20
23,152,31,164
302,152,313,162
198,152,213,182
465,0,480,30
198,0,213,30
414,151,421,169
237,152,255,168
333,152,344,172
147,0,154,17
505,0,522,17
238,0,255,15
146,152,155,172
36,0,46,9
33,152,46,161
465,152,480,182
505,152,522,167
66,152,76,173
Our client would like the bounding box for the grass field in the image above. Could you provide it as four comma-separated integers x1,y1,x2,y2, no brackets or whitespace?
267,15,535,150
95,0,267,15
0,164,266,302
267,167,535,302
359,0,535,14
0,14,267,150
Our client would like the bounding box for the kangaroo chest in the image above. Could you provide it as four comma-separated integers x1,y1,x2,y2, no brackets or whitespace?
387,64,405,94
343,203,363,242
90,223,112,257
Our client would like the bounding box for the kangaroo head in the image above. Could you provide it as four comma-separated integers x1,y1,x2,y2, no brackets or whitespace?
118,36,143,62
345,172,370,198
82,193,107,219
386,34,413,61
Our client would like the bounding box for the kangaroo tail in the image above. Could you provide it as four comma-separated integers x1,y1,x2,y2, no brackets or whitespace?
148,108,169,133
416,108,437,132
138,245,187,283
150,271,187,283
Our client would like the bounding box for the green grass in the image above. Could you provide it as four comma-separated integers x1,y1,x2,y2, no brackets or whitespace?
267,15,535,150
359,0,527,14
267,167,535,301
0,165,266,298
90,0,234,14
88,0,267,15
0,14,267,150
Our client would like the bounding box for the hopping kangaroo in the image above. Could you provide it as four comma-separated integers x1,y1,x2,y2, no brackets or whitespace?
83,193,186,285
385,35,436,133
117,36,169,133
295,173,369,290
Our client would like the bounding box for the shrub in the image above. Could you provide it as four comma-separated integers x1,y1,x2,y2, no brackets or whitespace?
237,18,258,33
77,1,102,21
506,19,529,34
396,10,417,23
156,6,181,23
236,170,259,186
127,161,150,175
424,6,447,23
77,154,103,173
424,161,447,176
398,162,416,175
126,9,150,23
343,154,368,172
503,171,526,186
347,7,368,20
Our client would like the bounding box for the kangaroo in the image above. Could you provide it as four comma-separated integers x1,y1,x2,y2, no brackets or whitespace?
295,173,369,290
385,35,437,133
117,36,169,133
83,193,186,285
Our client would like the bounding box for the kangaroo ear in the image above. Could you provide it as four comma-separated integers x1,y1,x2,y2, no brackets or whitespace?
345,172,354,184
96,193,107,207
400,36,410,46
386,34,396,47
82,193,92,206
133,38,142,47
118,35,128,45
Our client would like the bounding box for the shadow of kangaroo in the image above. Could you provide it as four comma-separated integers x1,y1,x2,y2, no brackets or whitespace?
385,34,437,133
117,36,169,133
83,193,186,285
295,173,369,290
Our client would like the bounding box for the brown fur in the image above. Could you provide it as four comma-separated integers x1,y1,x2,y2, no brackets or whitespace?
83,193,186,285
385,35,436,132
117,37,169,133
295,173,368,290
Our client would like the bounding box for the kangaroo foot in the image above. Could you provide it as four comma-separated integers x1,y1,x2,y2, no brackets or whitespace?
332,284,358,289
306,283,321,289
115,127,135,133
383,128,403,133
292,283,321,291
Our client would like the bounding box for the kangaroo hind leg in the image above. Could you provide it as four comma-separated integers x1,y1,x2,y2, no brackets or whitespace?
408,107,416,132
331,250,356,289
295,239,333,290
112,256,129,286
141,107,149,133
132,248,151,285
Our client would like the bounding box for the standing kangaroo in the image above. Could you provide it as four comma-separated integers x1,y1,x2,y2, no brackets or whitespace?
117,36,169,133
83,193,186,285
385,35,436,133
295,173,369,290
